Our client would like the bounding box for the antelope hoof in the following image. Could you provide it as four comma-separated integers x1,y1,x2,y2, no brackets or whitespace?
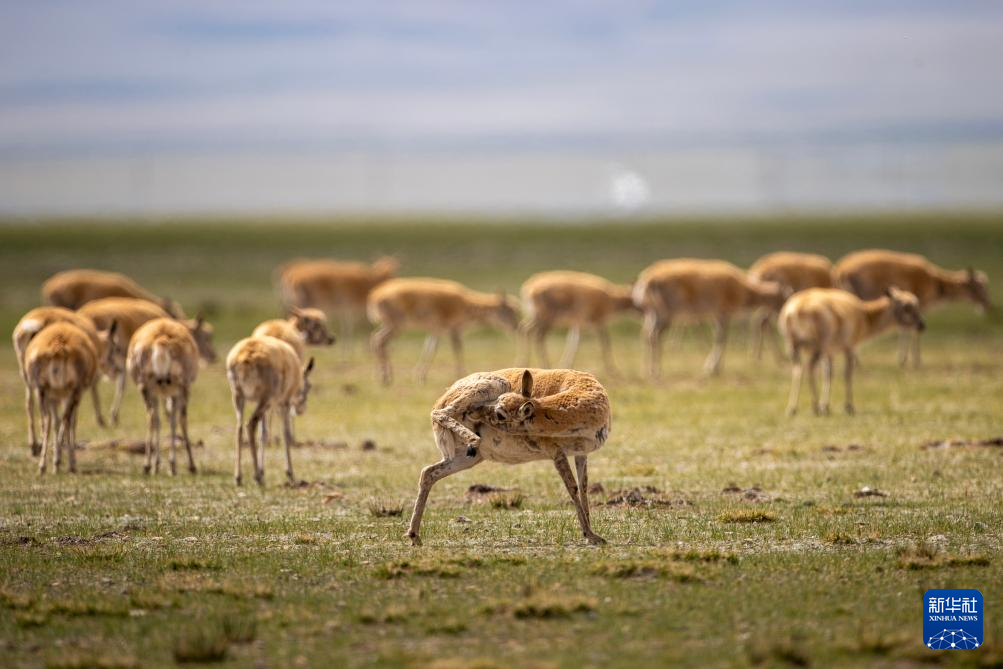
406,531,422,547
96,416,107,429
786,407,797,417
30,442,42,457
818,405,830,416
170,464,177,476
189,464,198,474
143,464,152,475
585,533,607,546
234,476,242,486
38,465,46,476
465,445,479,458
845,403,856,416
254,473,265,487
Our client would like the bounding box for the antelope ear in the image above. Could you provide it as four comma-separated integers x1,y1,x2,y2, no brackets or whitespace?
304,357,315,375
108,319,118,338
520,369,533,398
518,401,535,420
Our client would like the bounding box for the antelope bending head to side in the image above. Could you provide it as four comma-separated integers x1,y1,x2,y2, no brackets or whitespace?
226,336,315,486
251,307,335,360
368,278,520,385
518,270,638,374
633,259,789,378
127,318,201,476
407,368,611,546
779,287,925,416
24,322,98,474
42,268,185,318
747,252,834,361
13,306,112,453
833,249,990,367
277,257,399,353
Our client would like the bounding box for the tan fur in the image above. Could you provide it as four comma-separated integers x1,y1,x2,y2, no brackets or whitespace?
42,269,184,317
747,252,834,360
368,278,520,385
277,257,398,350
226,336,315,486
79,298,216,424
406,368,610,546
13,307,109,451
127,319,201,476
778,287,925,416
251,307,335,360
633,259,788,377
518,271,637,373
24,322,98,474
833,249,990,367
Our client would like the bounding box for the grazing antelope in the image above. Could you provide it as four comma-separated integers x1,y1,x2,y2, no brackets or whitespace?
747,252,834,361
226,336,315,486
833,249,990,367
779,287,925,416
14,307,111,453
127,318,201,476
277,257,399,352
632,259,789,378
43,269,185,317
24,322,98,474
79,298,216,425
406,368,611,546
368,278,520,385
251,307,336,360
518,271,637,374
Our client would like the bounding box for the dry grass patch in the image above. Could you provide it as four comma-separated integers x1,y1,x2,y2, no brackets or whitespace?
366,497,405,518
483,591,597,620
167,556,221,571
45,653,139,669
719,509,777,523
356,603,412,625
488,491,525,510
896,543,991,570
592,559,701,582
173,625,229,664
824,531,858,546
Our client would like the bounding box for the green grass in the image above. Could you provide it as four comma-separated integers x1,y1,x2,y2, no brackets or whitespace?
0,213,1002,667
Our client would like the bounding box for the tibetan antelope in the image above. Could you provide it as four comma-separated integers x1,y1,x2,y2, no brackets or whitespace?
518,270,637,374
43,269,185,317
779,287,925,416
747,252,834,361
277,257,399,352
251,307,335,360
834,249,990,367
80,298,216,425
24,322,98,474
406,368,611,546
127,318,201,475
633,259,789,378
226,336,315,486
368,278,519,385
14,307,111,453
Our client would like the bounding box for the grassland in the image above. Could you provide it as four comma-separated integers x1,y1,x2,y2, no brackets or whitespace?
0,213,1001,668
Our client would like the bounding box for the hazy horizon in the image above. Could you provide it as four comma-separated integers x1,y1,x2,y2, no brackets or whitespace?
3,1,1003,215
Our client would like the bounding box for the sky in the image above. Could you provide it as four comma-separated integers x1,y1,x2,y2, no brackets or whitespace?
2,1,1003,214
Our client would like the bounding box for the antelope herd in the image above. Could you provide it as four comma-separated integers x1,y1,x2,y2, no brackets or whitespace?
8,248,991,544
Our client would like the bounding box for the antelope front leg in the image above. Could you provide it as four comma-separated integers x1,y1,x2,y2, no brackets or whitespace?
370,324,396,386
233,395,245,485
179,391,196,474
26,386,41,457
90,382,107,429
248,402,268,486
281,405,296,483
405,452,482,546
38,395,53,475
554,455,605,545
559,326,581,369
110,372,126,427
596,325,619,377
64,392,82,473
807,351,822,415
141,387,159,475
449,328,464,378
843,350,856,415
819,354,833,416
911,329,922,369
897,329,910,368
575,455,591,525
167,397,178,476
786,346,803,416
414,335,439,385
642,312,667,380
704,317,728,375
